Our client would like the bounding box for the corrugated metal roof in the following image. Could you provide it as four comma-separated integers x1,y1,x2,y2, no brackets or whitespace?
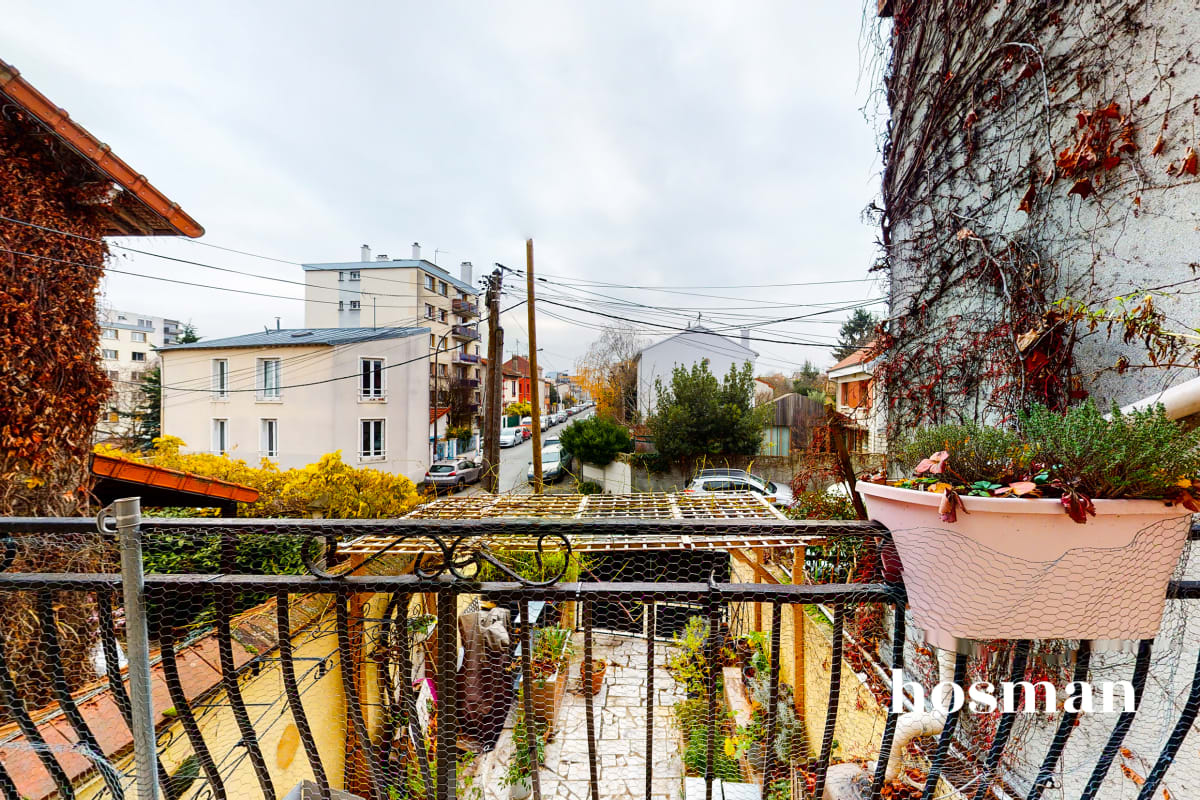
302,259,480,295
159,326,429,351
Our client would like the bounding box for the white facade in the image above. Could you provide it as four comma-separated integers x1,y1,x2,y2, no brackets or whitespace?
302,245,485,414
160,328,430,484
96,308,182,441
635,325,757,418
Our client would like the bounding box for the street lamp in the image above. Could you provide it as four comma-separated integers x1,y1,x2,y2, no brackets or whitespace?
431,331,451,461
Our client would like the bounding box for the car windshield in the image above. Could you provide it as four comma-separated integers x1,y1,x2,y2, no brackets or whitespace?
429,464,455,473
766,481,778,493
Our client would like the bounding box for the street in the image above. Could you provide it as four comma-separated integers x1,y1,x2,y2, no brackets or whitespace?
471,408,594,495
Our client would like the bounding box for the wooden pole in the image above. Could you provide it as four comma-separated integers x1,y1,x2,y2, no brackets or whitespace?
526,239,543,493
792,546,806,716
483,269,503,492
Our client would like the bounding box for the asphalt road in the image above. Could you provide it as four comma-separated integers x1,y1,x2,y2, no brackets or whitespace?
470,408,594,495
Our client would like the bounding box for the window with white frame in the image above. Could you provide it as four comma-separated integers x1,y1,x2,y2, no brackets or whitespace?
361,358,384,398
424,274,435,290
212,419,229,454
349,270,360,281
338,300,345,311
425,304,435,319
439,309,447,322
137,319,151,327
212,358,229,399
131,331,147,343
360,419,385,458
102,328,118,339
350,300,361,310
439,281,447,296
257,358,281,399
102,349,118,360
338,271,345,282
131,352,146,362
260,419,279,458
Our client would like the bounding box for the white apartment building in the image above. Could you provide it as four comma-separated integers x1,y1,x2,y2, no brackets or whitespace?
634,324,757,418
302,244,485,421
159,327,430,484
96,308,182,442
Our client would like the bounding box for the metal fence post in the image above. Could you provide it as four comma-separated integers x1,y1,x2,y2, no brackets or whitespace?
115,497,160,800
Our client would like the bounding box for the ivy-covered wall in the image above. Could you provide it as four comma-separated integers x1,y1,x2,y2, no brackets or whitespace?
0,109,110,516
874,0,1200,437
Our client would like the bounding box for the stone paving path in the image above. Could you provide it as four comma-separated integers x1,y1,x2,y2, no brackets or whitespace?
477,632,688,800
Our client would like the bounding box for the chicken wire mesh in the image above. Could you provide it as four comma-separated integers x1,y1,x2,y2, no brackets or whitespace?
0,505,1196,800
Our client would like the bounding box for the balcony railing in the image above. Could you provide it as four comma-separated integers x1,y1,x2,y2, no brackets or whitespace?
1,512,1198,800
451,324,480,341
453,352,481,364
452,299,480,317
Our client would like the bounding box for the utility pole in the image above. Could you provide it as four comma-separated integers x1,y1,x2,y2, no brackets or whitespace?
482,268,504,492
526,239,543,493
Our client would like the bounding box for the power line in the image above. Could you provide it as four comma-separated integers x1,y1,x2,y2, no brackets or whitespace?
135,300,525,393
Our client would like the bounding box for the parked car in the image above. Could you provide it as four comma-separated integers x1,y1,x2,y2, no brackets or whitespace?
528,442,572,483
500,428,522,448
683,469,794,508
425,458,481,491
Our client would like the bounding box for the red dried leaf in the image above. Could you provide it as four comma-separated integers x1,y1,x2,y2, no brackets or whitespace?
1183,147,1197,176
1068,177,1094,199
1101,154,1122,170
1018,182,1036,214
938,488,963,523
1061,491,1097,524
1121,764,1146,786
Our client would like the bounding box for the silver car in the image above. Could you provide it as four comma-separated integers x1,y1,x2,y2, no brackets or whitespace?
683,471,794,508
528,443,571,483
500,428,522,448
424,458,481,491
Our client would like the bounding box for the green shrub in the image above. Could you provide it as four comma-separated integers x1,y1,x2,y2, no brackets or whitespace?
1021,400,1200,498
895,422,1025,484
559,416,633,466
576,480,603,495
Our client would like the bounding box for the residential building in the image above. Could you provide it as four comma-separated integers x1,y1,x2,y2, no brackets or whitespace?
826,345,883,454
501,355,552,413
634,324,757,418
159,327,430,484
301,244,485,422
95,308,182,443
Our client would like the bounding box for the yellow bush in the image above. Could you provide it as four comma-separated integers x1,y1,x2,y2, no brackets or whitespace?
95,437,422,518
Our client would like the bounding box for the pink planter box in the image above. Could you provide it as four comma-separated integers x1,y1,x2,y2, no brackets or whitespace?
856,481,1192,649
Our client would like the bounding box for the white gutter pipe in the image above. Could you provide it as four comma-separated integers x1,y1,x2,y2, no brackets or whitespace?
884,648,957,781
1119,375,1200,420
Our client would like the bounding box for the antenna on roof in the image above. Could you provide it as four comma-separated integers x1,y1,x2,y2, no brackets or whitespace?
275,317,281,330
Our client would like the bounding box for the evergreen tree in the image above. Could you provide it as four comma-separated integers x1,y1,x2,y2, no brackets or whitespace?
832,309,878,361
178,322,201,344
124,365,161,451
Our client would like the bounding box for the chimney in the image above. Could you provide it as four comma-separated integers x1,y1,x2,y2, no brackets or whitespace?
361,244,371,262
460,261,473,286
741,327,750,350
412,242,421,260
376,254,389,261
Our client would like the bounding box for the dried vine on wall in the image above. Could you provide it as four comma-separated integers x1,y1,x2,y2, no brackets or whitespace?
869,0,1200,435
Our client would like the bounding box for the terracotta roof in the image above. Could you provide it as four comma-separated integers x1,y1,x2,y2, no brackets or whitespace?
0,58,203,238
430,407,452,424
831,343,874,371
0,595,329,800
91,453,259,504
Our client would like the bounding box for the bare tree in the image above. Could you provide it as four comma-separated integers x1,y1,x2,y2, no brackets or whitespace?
575,323,645,423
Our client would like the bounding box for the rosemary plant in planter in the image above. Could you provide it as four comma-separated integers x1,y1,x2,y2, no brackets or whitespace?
500,713,546,800
527,626,573,727
856,401,1200,647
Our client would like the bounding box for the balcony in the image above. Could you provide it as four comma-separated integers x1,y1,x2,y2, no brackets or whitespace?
453,351,481,364
452,324,480,341
452,298,480,317
3,504,1199,800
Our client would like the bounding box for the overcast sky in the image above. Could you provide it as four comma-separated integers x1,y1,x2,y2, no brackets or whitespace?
6,1,885,376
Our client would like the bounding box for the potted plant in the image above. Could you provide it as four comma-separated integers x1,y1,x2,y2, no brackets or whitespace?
527,627,573,727
500,713,545,800
579,658,607,696
856,401,1200,647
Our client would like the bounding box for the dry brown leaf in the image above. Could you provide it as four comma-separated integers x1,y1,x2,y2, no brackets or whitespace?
1183,147,1197,176
1151,134,1165,156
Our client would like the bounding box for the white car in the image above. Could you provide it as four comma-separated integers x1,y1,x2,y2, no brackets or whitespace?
682,470,794,508
500,428,521,448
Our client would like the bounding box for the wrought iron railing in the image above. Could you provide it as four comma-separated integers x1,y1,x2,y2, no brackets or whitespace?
0,512,1198,800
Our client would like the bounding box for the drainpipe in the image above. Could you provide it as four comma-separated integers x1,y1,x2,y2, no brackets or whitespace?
1119,375,1200,420
884,648,957,781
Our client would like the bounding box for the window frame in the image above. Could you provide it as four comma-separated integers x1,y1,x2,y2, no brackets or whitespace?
102,349,118,360
260,418,279,458
131,331,147,343
359,418,386,459
130,351,147,362
257,358,282,400
102,328,119,340
349,300,362,310
349,270,361,281
212,418,229,455
212,358,230,400
360,357,386,399
424,274,435,290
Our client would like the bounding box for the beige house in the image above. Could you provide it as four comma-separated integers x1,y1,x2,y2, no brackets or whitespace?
827,345,883,454
302,244,484,420
95,308,182,443
159,327,430,484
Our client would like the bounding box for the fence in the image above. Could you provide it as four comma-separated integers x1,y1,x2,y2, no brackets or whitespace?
1,505,1199,800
